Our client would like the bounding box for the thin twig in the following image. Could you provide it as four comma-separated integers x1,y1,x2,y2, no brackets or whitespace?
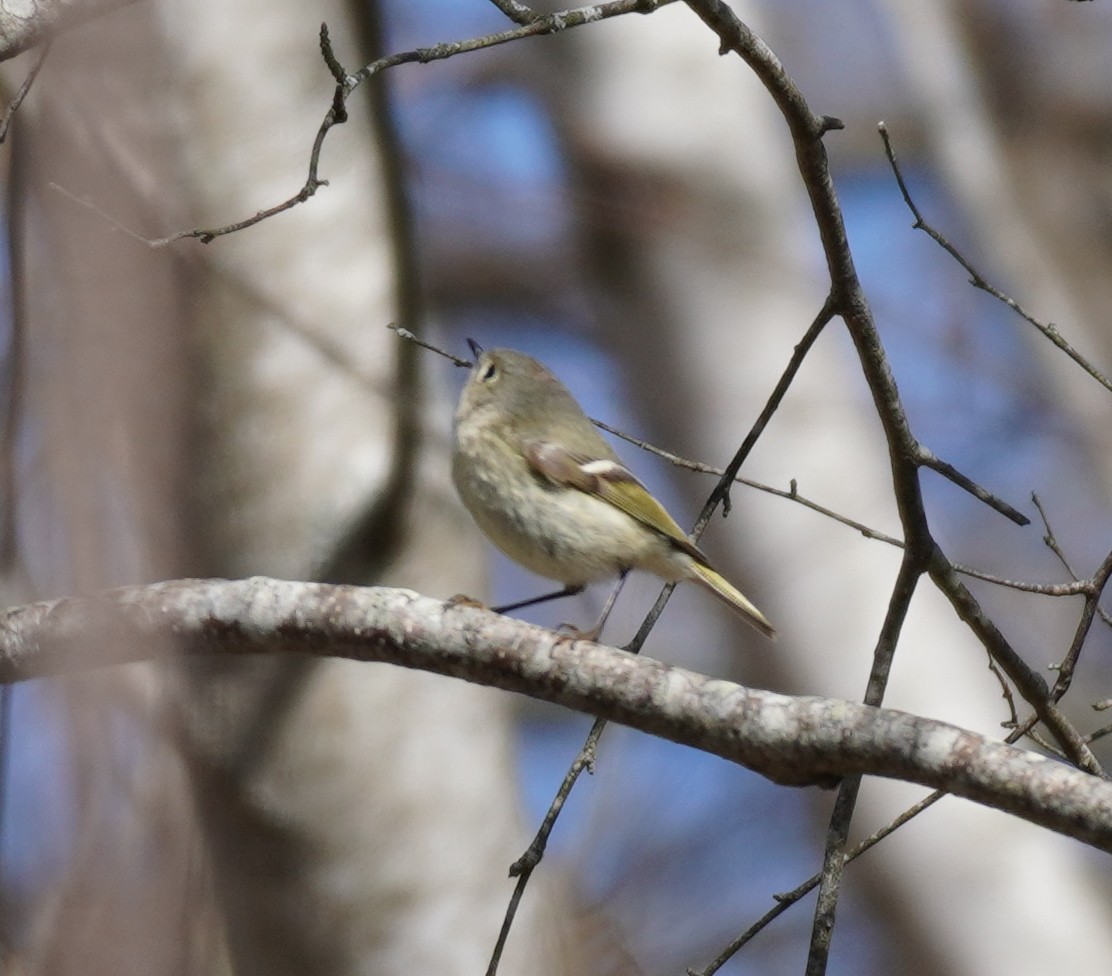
599,415,1096,598
697,693,1054,974
879,122,1112,396
486,569,672,971
700,296,836,523
50,1,680,246
1086,721,1112,745
0,41,51,143
1033,492,1077,575
318,21,348,84
930,550,1104,777
1049,549,1112,697
987,656,1020,731
485,718,605,976
1032,493,1112,627
949,564,1092,597
694,788,947,974
805,549,926,974
1006,546,1112,748
917,446,1028,526
386,324,471,368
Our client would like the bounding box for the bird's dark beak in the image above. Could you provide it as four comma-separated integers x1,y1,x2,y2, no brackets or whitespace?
466,338,483,363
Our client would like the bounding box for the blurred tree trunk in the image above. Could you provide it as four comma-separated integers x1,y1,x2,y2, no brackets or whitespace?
1,2,570,974
154,1,570,974
1,2,212,973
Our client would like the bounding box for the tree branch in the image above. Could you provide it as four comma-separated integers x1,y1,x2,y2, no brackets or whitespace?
0,0,144,61
3,576,1112,852
133,0,677,246
879,122,1112,396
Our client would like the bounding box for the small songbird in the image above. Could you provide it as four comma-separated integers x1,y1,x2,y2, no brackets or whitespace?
451,343,775,638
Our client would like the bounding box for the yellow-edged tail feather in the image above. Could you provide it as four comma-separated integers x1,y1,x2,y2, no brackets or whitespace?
688,562,776,639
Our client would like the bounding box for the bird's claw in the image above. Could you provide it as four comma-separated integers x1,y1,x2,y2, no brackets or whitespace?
447,593,488,610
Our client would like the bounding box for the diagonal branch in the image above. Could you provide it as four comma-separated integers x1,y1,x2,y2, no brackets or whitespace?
701,296,835,522
928,550,1103,775
879,122,1112,396
916,447,1028,525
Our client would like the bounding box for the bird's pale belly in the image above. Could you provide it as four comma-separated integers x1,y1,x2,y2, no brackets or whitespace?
453,439,682,585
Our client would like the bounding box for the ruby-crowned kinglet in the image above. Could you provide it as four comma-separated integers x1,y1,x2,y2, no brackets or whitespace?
451,344,775,638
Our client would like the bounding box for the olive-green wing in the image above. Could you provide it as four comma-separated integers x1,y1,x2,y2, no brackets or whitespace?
524,440,706,564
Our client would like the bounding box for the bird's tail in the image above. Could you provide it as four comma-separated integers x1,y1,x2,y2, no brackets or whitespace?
688,561,776,639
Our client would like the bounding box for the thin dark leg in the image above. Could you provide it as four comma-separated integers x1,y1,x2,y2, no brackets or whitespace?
577,570,628,641
493,583,584,614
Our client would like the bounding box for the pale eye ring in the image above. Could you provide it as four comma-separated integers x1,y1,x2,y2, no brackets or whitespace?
480,361,497,382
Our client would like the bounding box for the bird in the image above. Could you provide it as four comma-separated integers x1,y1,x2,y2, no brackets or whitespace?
451,342,775,639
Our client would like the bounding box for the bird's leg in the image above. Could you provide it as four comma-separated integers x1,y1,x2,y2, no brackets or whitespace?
494,573,629,642
492,583,584,614
569,570,628,642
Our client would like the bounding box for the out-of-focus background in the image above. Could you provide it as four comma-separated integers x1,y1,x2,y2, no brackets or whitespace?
0,1,1110,974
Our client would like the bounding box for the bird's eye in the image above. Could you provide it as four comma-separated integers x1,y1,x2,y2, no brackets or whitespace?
480,360,497,382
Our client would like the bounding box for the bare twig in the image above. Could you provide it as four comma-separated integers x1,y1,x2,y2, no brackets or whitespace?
48,180,158,243
1087,721,1112,745
879,122,1112,396
917,446,1028,526
697,690,1053,974
51,1,680,246
1006,546,1112,749
929,551,1103,776
701,297,836,522
1050,549,1112,696
1032,493,1112,628
484,719,604,976
949,564,1092,597
988,656,1020,731
1034,492,1079,575
695,789,946,974
387,324,471,368
601,417,1098,598
806,549,926,974
318,20,347,83
0,41,51,143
